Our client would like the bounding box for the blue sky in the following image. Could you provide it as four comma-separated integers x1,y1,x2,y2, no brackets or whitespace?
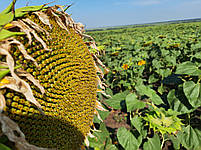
1,0,201,28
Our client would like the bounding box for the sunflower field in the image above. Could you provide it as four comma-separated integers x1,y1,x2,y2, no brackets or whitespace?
87,21,201,150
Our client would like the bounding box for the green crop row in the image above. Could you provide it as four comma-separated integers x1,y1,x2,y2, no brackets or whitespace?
87,22,201,150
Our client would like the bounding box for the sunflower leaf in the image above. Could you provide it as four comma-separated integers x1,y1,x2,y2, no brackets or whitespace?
0,12,14,26
0,29,24,41
0,0,16,15
15,5,46,18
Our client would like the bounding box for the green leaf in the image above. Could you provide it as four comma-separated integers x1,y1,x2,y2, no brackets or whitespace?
0,143,11,150
167,90,193,114
169,135,180,150
0,69,10,80
131,116,147,138
105,91,129,109
15,5,46,18
165,55,176,66
0,11,14,26
106,87,113,96
0,0,16,14
148,74,159,84
175,61,201,76
105,144,118,150
117,127,140,150
135,84,163,105
0,0,16,26
143,134,161,150
89,123,111,149
105,138,118,150
126,93,146,112
93,109,110,123
157,68,171,78
183,81,201,108
177,125,201,150
0,29,25,41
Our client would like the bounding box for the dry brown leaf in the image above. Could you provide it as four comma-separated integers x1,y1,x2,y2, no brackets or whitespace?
33,11,53,29
92,54,110,74
19,20,51,51
97,76,105,90
0,62,8,68
11,20,51,51
11,21,33,45
94,109,103,122
0,46,21,85
84,136,89,147
53,5,74,28
95,64,104,78
96,89,111,98
87,132,95,138
9,38,38,67
48,8,69,33
65,13,74,28
74,22,85,34
0,76,44,115
0,114,53,150
16,68,45,95
22,18,50,37
96,100,109,111
0,91,6,113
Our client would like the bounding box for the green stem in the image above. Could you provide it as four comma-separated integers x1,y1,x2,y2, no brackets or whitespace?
198,75,201,83
14,65,22,70
0,65,22,80
161,134,165,149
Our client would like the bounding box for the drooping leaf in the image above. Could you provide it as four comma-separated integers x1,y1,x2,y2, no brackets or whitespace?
16,68,45,95
143,134,161,150
33,11,52,29
0,65,21,80
183,81,201,108
177,125,201,150
11,21,51,51
175,61,201,76
135,84,163,105
0,76,43,114
126,93,146,112
105,90,129,109
117,127,140,150
167,89,193,114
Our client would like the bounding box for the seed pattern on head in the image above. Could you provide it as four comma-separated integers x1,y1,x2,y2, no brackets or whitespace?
2,12,97,150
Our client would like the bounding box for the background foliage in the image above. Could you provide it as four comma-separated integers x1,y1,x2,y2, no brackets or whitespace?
87,21,201,150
